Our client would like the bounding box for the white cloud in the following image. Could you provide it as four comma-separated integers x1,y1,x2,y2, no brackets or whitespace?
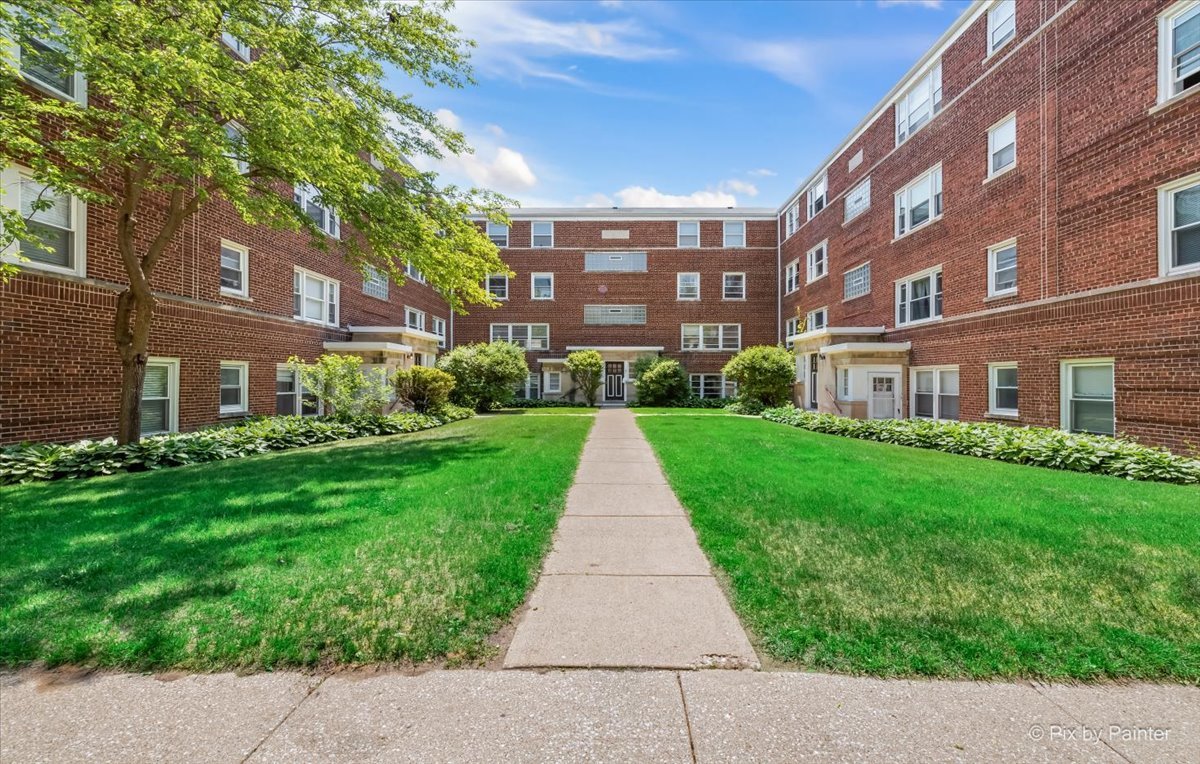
612,186,738,207
878,0,943,8
720,179,758,197
748,168,777,177
730,39,821,89
414,109,538,195
726,34,938,92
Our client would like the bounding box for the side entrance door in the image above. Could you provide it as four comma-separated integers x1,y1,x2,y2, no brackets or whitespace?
605,361,625,401
868,374,901,419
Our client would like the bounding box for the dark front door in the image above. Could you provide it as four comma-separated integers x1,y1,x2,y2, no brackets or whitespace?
605,362,625,401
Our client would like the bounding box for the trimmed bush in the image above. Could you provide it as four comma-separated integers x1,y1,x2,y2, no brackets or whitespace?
643,396,733,409
504,399,592,409
0,408,474,485
565,349,603,406
634,358,691,406
761,405,1200,484
393,366,456,413
438,341,529,412
722,345,795,408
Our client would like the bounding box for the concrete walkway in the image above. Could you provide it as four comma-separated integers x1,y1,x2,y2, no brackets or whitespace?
503,408,757,669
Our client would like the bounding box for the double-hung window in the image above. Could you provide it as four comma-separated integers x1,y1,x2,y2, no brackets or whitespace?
784,260,800,294
1061,360,1115,435
486,273,509,300
785,316,800,347
806,175,827,219
723,221,745,247
1158,173,1200,276
807,307,828,332
141,358,180,435
491,323,549,350
432,317,447,347
785,204,800,238
896,267,943,326
723,272,745,300
293,268,339,326
1158,1,1200,102
406,306,425,331
486,222,509,246
531,272,554,300
806,240,828,283
989,363,1018,416
677,221,700,247
988,0,1017,55
293,184,339,238
895,61,943,144
219,361,249,415
3,166,87,276
988,239,1018,296
844,262,871,301
220,240,249,297
690,374,735,399
405,263,426,283
276,366,321,416
362,265,389,300
677,272,700,300
895,165,943,237
844,178,871,223
222,27,252,61
912,368,959,421
531,221,554,247
546,371,562,394
14,16,87,104
988,114,1017,177
681,324,740,351
224,122,249,174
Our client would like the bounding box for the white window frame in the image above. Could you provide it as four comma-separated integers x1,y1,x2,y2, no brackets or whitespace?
910,366,960,421
677,220,700,248
0,165,88,277
362,264,389,301
722,272,746,300
275,364,323,417
1060,359,1116,436
1157,171,1200,276
142,357,180,436
895,266,944,327
406,306,426,332
222,29,251,61
293,267,340,327
405,262,426,284
894,164,943,239
432,316,447,348
219,239,250,298
486,273,509,300
8,20,88,105
677,272,700,301
895,61,943,145
531,220,554,248
806,240,828,283
838,368,851,400
219,361,249,415
785,316,800,347
224,121,249,175
490,323,550,351
1158,0,1200,104
987,0,1017,56
806,174,827,219
784,259,800,294
988,362,1019,417
987,238,1018,297
844,261,871,301
546,370,562,394
987,113,1017,179
784,203,800,239
844,177,871,223
807,306,828,332
723,220,746,248
690,373,735,400
681,324,741,352
293,183,339,238
531,272,554,300
486,222,509,247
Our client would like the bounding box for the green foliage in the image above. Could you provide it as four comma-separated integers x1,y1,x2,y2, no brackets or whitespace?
287,354,390,418
722,346,795,408
630,355,661,383
393,365,455,414
725,399,765,415
762,405,1200,484
634,358,691,406
437,341,530,412
0,409,474,485
564,350,603,406
504,398,592,409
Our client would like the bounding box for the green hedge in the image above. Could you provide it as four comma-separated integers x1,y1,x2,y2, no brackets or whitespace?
655,397,734,409
761,405,1200,485
0,407,474,485
503,399,593,409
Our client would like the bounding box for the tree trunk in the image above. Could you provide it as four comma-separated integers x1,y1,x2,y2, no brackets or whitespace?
114,287,157,444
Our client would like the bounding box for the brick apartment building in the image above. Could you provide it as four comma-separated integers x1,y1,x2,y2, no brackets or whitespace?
3,0,1199,451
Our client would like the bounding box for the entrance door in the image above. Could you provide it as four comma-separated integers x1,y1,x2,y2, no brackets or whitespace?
869,374,900,419
604,362,625,401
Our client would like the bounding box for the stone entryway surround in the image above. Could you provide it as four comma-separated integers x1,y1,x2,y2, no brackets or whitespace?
503,408,758,669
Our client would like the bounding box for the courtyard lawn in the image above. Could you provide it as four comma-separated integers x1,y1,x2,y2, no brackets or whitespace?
636,413,1200,681
629,407,734,415
0,411,592,671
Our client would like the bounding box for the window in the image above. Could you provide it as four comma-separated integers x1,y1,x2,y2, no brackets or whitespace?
807,307,828,331
785,260,800,294
584,251,647,272
406,306,425,331
806,240,828,283
293,184,339,238
723,220,745,247
896,61,943,144
276,366,321,416
1158,0,1200,102
405,262,426,283
219,361,249,415
362,265,388,300
677,272,700,300
584,305,647,325
989,363,1018,416
988,0,1017,54
848,148,864,172
785,203,800,238
988,239,1018,296
677,221,700,247
14,17,86,103
293,268,339,326
224,122,249,174
845,178,871,222
218,241,249,297
1061,360,1115,435
896,267,943,326
532,221,554,248
681,324,740,351
912,368,959,421
988,114,1017,177
1158,173,1200,276
141,358,179,436
785,316,800,347
894,165,943,237
546,371,562,394
486,222,509,246
515,372,541,400
491,323,549,350
432,317,447,348
2,167,87,276
838,368,851,399
723,272,745,300
222,29,251,60
690,374,736,399
531,272,554,300
844,262,871,301
486,273,508,300
807,174,827,219
806,353,819,409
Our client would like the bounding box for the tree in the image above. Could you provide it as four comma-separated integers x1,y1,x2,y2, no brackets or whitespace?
722,345,796,408
287,354,390,418
393,365,455,414
0,1,510,442
564,349,602,406
437,341,528,412
634,358,690,406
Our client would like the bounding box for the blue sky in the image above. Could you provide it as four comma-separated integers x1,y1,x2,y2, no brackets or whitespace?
399,0,972,209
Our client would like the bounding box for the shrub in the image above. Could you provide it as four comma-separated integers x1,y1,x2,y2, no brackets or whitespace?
504,399,592,409
630,355,661,383
564,350,603,406
287,354,391,418
438,341,529,412
722,346,795,408
761,405,1200,484
393,366,456,413
0,409,475,485
635,358,691,406
726,399,765,415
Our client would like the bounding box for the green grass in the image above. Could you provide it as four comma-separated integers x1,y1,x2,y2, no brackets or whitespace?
637,414,1200,681
0,411,593,671
629,407,733,415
